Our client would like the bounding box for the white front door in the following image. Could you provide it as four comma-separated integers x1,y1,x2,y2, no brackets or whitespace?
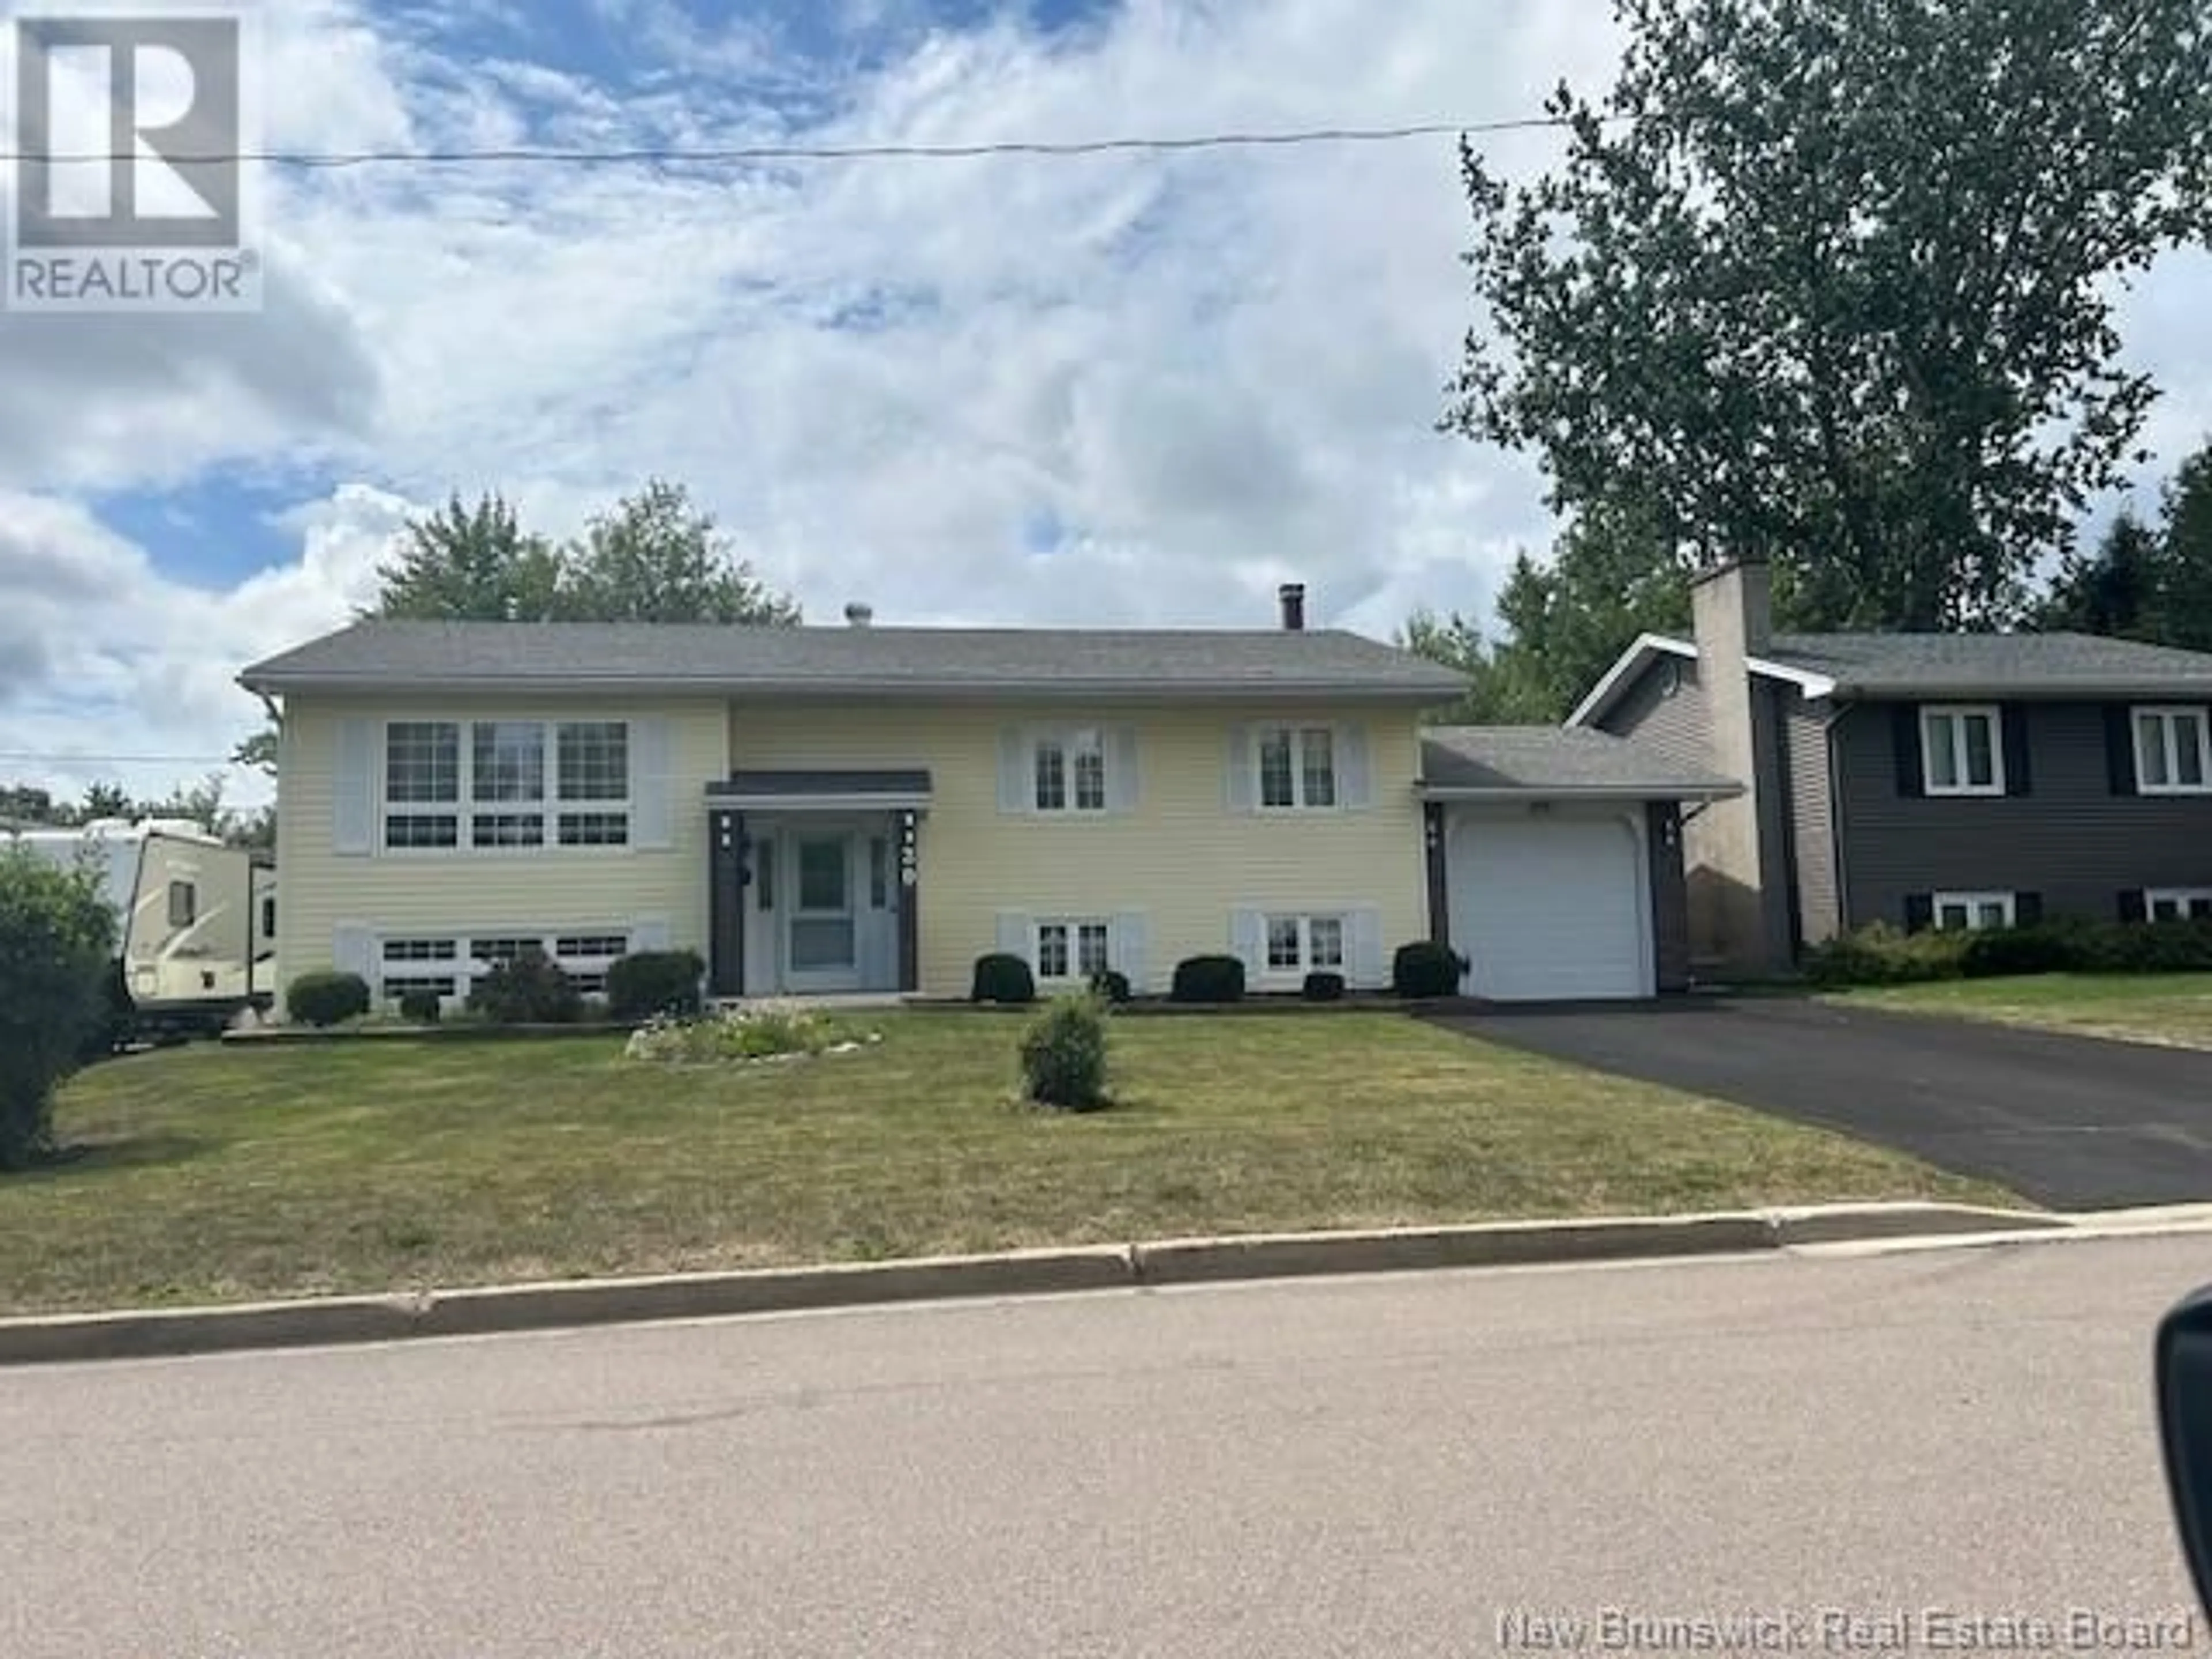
785,832,861,993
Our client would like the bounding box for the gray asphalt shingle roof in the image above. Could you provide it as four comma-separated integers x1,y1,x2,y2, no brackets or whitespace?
238,620,1468,700
1420,727,1740,799
1759,631,2212,696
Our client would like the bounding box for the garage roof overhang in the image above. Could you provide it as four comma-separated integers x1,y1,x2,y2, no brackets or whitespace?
1420,782,1745,805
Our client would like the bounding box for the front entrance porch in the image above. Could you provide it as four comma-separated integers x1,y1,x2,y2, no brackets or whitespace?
707,772,929,999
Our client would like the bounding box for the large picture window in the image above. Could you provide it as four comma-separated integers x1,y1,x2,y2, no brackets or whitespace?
383,720,630,851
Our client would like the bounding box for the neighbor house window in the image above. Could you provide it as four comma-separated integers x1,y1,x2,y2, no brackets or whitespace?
1032,730,1108,815
1920,706,2004,797
1933,892,2016,932
1035,920,1111,982
1257,728,1339,810
2147,889,2212,923
260,895,277,940
1264,914,1346,976
2134,707,2212,795
380,938,461,1001
384,720,630,851
167,881,196,929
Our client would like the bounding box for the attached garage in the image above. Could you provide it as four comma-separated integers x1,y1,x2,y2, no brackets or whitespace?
1421,729,1741,1003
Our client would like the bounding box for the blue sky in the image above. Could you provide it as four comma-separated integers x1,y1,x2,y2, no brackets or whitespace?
2,0,2209,810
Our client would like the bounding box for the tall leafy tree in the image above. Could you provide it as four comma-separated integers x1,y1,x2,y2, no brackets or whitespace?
1448,0,2212,631
2037,510,2165,639
2159,443,2212,653
557,479,801,626
375,493,563,622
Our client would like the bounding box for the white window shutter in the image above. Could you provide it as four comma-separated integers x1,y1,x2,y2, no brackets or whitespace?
332,924,375,984
1349,907,1387,990
1109,726,1142,813
632,918,671,954
995,911,1033,962
1338,723,1374,810
997,729,1029,815
631,717,675,851
1225,726,1256,812
1229,908,1267,978
1111,911,1150,993
333,719,374,855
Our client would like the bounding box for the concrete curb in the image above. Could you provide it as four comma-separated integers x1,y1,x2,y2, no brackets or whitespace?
0,1203,2070,1368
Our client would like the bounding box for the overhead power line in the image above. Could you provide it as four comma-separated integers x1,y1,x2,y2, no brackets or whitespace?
0,114,1566,169
0,752,242,766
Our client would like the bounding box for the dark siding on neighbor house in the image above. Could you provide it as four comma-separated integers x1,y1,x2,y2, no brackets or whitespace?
1598,655,1714,771
1601,655,1809,961
1834,700,2212,927
1647,802,1691,992
1784,698,1843,944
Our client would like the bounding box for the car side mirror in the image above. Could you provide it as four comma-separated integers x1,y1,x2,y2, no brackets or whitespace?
2157,1289,2212,1616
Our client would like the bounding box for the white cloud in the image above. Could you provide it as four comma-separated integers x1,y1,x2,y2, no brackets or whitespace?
3,0,2208,809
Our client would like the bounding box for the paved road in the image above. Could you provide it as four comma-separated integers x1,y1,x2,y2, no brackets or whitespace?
9,1236,2212,1658
1441,998,2212,1210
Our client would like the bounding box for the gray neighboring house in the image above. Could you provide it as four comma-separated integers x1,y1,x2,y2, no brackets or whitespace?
1570,558,2212,975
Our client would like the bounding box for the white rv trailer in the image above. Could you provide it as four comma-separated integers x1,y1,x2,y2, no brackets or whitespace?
12,819,269,1036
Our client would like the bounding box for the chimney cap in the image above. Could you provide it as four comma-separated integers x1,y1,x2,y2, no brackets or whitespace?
843,602,875,628
1690,555,1771,588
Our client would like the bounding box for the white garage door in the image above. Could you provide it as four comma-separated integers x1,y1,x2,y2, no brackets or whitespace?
1448,810,1653,1002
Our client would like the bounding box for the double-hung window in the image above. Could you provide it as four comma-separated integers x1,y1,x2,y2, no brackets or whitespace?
1919,707,2004,797
1933,892,2016,932
1257,728,1338,810
1035,919,1111,983
384,720,631,851
1264,914,1346,977
2134,707,2211,795
1033,729,1108,815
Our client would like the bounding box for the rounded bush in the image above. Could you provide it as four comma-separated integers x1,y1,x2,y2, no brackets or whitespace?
1302,971,1347,1003
286,971,371,1028
1020,995,1111,1111
396,988,444,1025
971,953,1037,1006
467,948,582,1026
1,846,118,1170
1089,968,1134,1005
1170,955,1246,1004
1802,924,1968,987
1959,923,2085,980
1392,941,1468,1000
607,950,706,1022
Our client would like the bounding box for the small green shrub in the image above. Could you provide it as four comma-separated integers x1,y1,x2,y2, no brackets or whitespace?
607,950,706,1022
1959,922,2089,980
1303,971,1347,1003
625,1003,877,1064
1019,994,1111,1111
0,846,118,1170
396,988,444,1025
1803,923,1970,987
1392,941,1468,1000
467,948,582,1025
2108,919,2212,974
1089,968,1133,1005
1171,955,1246,1004
286,971,372,1029
971,953,1037,1005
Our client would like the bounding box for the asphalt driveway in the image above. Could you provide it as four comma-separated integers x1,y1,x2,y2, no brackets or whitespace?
1435,997,2212,1211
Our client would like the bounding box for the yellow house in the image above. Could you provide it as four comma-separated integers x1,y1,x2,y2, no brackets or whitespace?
239,589,1730,1009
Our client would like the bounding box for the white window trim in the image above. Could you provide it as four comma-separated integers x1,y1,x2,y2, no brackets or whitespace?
1027,728,1111,817
2133,706,2212,797
2146,888,2212,922
380,718,634,856
1253,725,1343,814
1032,918,1113,984
375,928,635,1005
1259,912,1349,981
1919,705,2006,798
1931,891,2017,933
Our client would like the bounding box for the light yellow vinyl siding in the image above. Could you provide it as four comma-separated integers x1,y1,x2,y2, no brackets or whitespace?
731,701,1429,996
275,696,724,999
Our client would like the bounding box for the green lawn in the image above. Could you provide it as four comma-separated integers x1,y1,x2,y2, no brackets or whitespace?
1834,975,2212,1051
4,1013,2011,1315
